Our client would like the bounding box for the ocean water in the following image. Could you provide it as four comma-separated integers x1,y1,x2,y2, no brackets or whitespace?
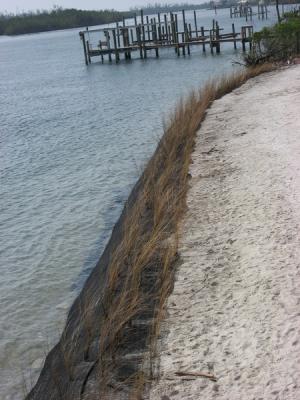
0,6,282,399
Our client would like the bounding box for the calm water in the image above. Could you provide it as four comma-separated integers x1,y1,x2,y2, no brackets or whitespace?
0,7,282,399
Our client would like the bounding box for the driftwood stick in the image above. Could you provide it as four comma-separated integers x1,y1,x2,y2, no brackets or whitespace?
201,145,218,155
175,371,217,381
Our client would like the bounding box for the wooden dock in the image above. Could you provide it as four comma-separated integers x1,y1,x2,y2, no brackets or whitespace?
79,9,254,65
230,3,268,20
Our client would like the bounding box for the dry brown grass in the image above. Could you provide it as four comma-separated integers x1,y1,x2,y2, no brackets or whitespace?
84,63,276,399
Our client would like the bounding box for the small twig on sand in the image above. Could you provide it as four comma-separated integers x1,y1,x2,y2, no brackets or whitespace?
175,371,217,382
201,146,217,155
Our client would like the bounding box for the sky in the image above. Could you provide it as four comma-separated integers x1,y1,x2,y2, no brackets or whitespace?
0,0,205,14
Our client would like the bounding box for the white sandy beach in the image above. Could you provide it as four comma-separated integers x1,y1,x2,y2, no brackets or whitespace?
149,66,300,399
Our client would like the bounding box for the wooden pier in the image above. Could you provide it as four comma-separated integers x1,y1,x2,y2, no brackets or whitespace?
230,3,268,20
79,9,254,65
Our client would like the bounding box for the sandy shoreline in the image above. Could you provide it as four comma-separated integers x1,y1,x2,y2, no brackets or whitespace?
149,66,300,399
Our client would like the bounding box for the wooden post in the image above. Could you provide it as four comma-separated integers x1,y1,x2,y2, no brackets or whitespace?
158,25,162,43
123,27,131,59
188,22,192,55
104,31,112,62
209,29,213,54
249,26,253,51
146,16,150,41
122,27,126,56
173,20,178,54
98,40,104,63
140,13,147,60
141,14,146,54
164,14,168,43
150,17,153,41
86,40,91,63
157,12,162,42
182,32,186,56
241,27,246,52
175,13,179,34
153,17,157,42
168,25,172,44
216,21,220,53
194,10,198,38
211,20,215,54
182,9,190,55
172,13,178,55
187,26,191,55
232,23,237,50
170,12,174,44
182,8,187,54
79,32,89,65
137,25,143,59
201,26,206,52
171,19,176,47
112,29,120,63
135,23,139,47
116,22,121,47
173,14,178,53
182,9,186,33
141,9,144,25
189,23,192,40
175,14,179,43
130,28,134,45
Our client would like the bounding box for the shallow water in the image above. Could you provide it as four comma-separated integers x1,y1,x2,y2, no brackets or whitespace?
0,6,283,399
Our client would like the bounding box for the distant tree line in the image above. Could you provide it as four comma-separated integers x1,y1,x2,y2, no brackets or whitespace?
3,1,299,36
130,2,212,14
129,1,247,14
0,7,133,35
131,0,300,14
0,2,237,36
